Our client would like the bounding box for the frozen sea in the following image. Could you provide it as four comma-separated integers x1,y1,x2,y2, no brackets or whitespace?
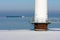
0,17,60,30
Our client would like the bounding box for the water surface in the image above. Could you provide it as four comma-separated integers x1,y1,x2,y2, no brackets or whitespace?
0,17,60,30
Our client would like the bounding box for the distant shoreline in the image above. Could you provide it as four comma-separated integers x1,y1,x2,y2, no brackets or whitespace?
6,16,22,17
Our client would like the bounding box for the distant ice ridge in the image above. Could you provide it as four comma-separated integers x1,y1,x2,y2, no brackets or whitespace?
0,29,60,40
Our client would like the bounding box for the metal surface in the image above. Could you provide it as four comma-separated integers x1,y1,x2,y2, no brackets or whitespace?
34,23,48,31
35,0,48,23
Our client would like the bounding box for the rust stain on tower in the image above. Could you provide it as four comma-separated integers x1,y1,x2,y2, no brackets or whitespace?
34,23,48,31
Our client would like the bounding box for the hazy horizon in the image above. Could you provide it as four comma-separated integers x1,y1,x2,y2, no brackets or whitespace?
0,10,60,17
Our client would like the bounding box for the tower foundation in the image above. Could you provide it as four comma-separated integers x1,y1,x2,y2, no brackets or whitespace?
34,23,48,31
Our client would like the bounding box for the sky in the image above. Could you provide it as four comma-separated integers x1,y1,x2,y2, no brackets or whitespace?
48,0,60,12
0,0,34,11
0,0,60,16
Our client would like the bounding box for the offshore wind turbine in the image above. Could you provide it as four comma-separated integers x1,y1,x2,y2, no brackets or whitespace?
34,0,48,31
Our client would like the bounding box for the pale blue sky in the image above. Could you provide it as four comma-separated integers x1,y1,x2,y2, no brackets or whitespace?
0,0,60,16
48,0,60,12
0,0,60,11
0,0,34,11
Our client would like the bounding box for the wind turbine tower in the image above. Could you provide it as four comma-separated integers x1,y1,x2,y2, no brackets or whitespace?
34,0,48,31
